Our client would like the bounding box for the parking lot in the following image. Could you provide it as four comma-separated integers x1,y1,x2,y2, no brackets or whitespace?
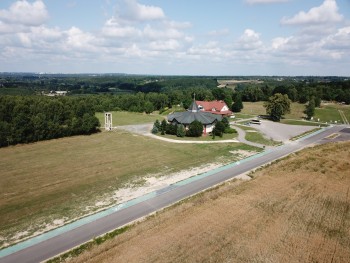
248,120,317,142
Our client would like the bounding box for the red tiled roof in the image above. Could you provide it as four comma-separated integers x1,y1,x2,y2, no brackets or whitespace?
196,100,232,115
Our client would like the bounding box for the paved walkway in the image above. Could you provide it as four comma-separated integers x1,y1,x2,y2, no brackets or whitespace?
231,125,267,148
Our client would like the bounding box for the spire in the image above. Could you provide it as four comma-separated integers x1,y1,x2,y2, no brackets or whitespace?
188,94,199,112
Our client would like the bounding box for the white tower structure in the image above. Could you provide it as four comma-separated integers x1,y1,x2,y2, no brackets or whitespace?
105,112,112,131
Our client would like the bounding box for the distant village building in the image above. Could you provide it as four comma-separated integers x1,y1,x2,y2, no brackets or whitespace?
44,91,68,96
196,100,232,117
167,100,222,135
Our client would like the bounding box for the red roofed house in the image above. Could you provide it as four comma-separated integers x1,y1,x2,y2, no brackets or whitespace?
196,100,233,117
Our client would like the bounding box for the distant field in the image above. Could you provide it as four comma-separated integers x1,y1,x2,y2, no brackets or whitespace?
95,111,164,126
0,131,258,248
0,87,35,95
241,101,306,120
315,104,350,124
68,141,350,263
241,101,350,124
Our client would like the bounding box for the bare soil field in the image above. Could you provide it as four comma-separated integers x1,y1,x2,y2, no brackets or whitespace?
69,141,350,263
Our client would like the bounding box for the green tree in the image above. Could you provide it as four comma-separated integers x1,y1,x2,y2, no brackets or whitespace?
151,126,159,134
264,93,291,122
144,101,154,114
161,119,167,135
231,94,243,112
187,120,203,137
166,123,177,135
315,96,321,108
304,97,315,120
221,117,230,129
154,119,161,130
212,121,225,138
176,124,186,137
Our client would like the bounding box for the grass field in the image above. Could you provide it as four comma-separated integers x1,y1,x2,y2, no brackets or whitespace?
0,131,258,248
241,101,306,120
67,141,350,263
95,111,164,126
314,104,350,124
241,101,350,124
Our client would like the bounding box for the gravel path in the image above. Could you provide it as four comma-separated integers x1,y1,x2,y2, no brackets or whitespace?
116,120,316,147
117,124,240,144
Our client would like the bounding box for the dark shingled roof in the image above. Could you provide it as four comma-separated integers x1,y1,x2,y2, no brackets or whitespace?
168,101,222,125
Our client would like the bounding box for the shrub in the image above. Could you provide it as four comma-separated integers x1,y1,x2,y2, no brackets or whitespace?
224,127,237,134
176,124,186,137
222,117,230,128
161,119,167,135
187,120,203,137
166,123,177,135
151,126,159,134
212,121,225,138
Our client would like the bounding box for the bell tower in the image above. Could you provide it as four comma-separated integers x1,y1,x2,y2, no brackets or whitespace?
104,112,112,131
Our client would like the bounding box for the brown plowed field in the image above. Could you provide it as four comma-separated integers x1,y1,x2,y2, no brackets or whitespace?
70,141,350,263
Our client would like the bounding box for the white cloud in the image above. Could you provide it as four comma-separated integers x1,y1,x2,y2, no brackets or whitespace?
122,0,165,22
102,17,141,38
235,29,263,50
143,24,184,40
0,0,48,27
281,0,343,25
245,0,289,4
64,27,100,52
322,26,350,52
271,36,292,50
188,41,223,56
149,39,180,51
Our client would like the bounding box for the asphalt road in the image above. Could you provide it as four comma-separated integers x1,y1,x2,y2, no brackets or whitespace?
1,125,349,263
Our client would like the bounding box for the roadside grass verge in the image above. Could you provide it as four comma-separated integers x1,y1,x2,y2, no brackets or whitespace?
0,131,259,248
46,226,130,263
232,113,255,120
65,141,350,263
290,128,322,141
95,111,164,126
280,119,328,127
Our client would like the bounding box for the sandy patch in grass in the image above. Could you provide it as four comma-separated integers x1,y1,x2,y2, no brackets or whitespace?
229,149,257,159
112,163,224,204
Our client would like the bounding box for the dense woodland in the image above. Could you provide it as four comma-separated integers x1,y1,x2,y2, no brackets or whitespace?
0,96,99,147
0,73,349,147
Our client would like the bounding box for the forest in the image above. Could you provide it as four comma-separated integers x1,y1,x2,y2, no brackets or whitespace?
0,73,349,147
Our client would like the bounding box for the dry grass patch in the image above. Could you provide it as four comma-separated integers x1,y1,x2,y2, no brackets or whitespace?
0,131,256,248
68,141,350,263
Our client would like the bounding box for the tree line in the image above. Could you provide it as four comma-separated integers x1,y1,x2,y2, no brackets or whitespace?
0,96,100,147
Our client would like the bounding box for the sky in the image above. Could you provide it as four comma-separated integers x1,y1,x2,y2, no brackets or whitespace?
0,0,349,75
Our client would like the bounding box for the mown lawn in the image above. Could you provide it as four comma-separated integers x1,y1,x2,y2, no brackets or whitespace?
241,102,306,120
95,111,164,126
0,131,258,248
241,102,350,124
